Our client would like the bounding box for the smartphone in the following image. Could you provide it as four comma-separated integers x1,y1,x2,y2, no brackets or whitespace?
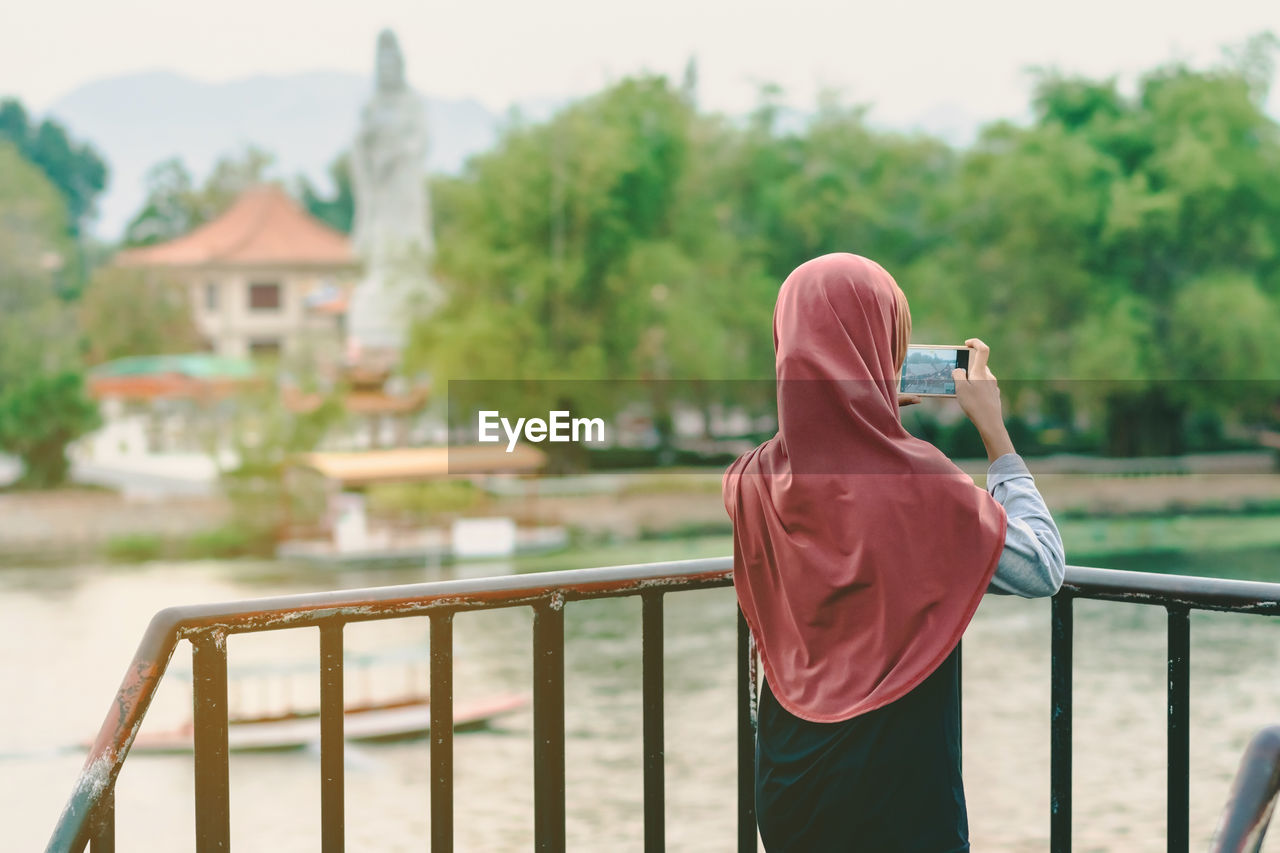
898,345,971,397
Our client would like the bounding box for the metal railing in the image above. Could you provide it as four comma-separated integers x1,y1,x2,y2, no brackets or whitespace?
46,561,1280,853
1050,567,1280,853
47,558,739,853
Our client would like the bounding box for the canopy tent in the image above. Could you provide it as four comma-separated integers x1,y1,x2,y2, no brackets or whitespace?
295,445,546,488
87,353,260,400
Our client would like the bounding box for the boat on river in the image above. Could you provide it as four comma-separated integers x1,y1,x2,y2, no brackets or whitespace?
128,692,528,754
115,646,528,754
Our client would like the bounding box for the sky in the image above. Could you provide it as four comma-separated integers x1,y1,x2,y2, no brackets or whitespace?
5,0,1280,127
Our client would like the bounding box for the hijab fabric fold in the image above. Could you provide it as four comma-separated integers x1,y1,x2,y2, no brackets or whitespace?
723,253,1007,723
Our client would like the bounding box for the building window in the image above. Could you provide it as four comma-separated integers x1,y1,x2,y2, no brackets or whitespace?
248,281,282,311
204,282,219,311
249,338,281,358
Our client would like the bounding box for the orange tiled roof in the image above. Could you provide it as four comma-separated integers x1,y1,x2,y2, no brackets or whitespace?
117,185,356,268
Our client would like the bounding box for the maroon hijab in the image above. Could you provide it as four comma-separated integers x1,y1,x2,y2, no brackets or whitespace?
722,253,1006,722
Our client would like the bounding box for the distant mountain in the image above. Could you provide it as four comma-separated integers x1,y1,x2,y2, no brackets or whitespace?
45,70,536,242
45,69,984,243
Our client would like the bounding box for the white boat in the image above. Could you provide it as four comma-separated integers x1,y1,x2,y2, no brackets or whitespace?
126,692,528,753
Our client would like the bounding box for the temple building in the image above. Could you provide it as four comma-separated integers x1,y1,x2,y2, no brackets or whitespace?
116,185,359,360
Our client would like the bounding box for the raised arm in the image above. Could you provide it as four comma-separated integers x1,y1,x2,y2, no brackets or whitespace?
951,338,1065,597
985,453,1065,597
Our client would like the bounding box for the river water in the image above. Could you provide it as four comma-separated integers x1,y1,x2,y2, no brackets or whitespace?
1,555,1277,852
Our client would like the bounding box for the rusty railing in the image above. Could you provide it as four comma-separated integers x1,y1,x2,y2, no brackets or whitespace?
46,560,1280,852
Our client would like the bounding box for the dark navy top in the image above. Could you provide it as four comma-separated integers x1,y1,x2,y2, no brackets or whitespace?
755,645,967,853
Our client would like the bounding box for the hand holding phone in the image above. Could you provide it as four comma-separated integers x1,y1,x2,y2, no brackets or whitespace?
951,338,1014,461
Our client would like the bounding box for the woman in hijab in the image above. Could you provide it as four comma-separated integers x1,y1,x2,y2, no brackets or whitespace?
722,253,1065,852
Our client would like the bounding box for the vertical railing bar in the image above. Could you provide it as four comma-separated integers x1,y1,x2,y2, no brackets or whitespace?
1050,594,1073,853
1168,607,1191,853
319,621,345,853
192,630,231,851
430,611,455,853
88,784,114,853
641,593,665,853
533,600,566,852
737,608,756,853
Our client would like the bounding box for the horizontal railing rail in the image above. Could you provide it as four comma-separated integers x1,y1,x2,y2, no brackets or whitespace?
46,561,1280,853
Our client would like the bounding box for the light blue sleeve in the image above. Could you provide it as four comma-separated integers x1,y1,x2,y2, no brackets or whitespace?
985,453,1066,598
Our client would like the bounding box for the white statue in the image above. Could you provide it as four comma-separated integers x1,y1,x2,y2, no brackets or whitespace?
347,29,436,358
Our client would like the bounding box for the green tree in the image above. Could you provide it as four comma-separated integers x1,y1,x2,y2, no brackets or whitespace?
298,153,355,233
0,98,108,238
1168,272,1280,420
407,43,1280,459
0,143,99,487
419,77,696,380
0,142,79,393
0,371,100,488
412,76,781,464
923,41,1280,453
215,385,344,542
121,158,199,247
78,266,203,364
714,89,957,288
124,146,277,246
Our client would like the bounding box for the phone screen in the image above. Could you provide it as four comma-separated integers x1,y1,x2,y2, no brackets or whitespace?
899,346,970,396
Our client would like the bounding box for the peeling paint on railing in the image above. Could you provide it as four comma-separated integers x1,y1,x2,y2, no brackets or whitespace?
46,559,1280,853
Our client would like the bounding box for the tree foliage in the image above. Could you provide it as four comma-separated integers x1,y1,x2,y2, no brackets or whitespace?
123,146,276,246
917,42,1280,451
0,142,79,393
215,386,346,538
408,40,1280,456
0,99,108,238
409,77,789,456
0,371,100,488
0,143,99,487
298,153,355,233
78,266,203,364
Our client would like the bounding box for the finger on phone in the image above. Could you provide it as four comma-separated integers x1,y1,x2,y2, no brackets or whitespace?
898,394,922,407
965,338,988,374
951,368,967,383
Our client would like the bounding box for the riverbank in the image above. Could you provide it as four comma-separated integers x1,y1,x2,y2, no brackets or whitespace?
4,453,1280,568
0,488,231,563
